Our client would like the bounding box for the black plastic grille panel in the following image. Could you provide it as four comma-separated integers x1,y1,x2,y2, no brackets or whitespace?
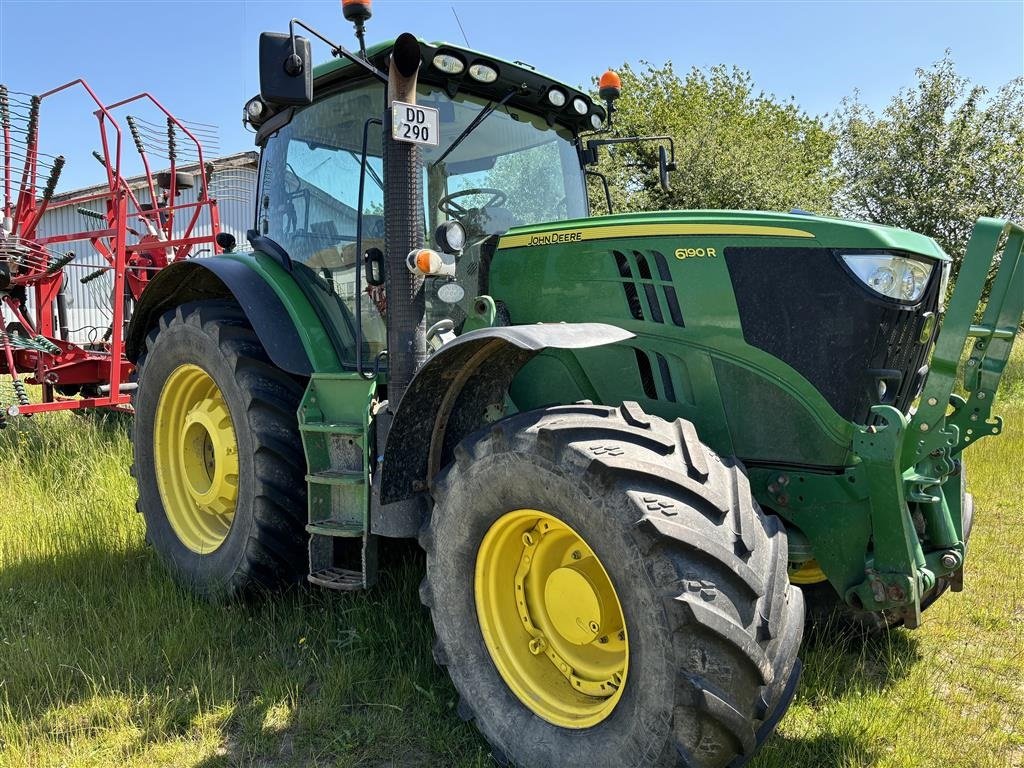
724,246,941,424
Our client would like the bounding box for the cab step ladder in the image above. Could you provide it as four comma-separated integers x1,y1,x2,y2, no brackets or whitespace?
298,374,378,591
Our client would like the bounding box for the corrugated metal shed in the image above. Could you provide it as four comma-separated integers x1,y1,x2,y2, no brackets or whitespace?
4,152,258,343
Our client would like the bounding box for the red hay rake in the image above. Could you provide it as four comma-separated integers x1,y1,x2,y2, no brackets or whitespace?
0,79,223,424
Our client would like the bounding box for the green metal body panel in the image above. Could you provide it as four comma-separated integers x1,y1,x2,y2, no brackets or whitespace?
219,251,345,372
492,210,895,467
499,209,950,258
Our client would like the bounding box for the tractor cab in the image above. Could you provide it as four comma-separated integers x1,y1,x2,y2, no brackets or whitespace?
246,37,602,366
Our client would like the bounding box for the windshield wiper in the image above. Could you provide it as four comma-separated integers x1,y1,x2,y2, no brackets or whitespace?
430,88,518,169
347,150,383,190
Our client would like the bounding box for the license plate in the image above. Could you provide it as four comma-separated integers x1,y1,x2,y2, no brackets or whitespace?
391,102,440,147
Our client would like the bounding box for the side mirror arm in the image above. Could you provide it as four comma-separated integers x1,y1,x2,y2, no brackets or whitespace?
583,135,676,167
582,135,676,193
288,18,388,84
585,171,614,215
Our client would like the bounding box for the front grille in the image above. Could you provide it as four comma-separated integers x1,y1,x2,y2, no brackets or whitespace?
725,246,941,424
613,249,685,327
872,292,938,418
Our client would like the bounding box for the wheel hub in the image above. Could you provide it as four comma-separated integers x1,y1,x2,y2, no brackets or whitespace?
154,364,240,554
179,396,237,516
543,561,608,645
475,509,628,729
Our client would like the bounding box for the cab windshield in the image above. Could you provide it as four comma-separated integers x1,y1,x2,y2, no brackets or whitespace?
257,79,587,365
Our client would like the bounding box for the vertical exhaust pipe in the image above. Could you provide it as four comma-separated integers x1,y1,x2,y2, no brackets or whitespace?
383,33,426,409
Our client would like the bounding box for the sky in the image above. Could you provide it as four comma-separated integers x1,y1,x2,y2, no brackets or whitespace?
1,0,1022,191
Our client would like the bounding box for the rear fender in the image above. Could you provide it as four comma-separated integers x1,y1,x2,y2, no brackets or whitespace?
380,323,634,504
127,253,341,375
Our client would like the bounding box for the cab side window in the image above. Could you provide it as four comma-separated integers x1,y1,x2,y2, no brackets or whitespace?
257,81,386,361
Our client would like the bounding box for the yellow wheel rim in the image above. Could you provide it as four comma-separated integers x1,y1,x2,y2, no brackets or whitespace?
789,559,828,585
154,364,239,554
475,509,629,728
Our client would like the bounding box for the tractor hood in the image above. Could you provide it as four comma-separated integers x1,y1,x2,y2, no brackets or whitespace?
497,210,950,261
489,208,950,470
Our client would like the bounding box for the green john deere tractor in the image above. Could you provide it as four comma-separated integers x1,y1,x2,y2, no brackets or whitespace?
127,6,1024,767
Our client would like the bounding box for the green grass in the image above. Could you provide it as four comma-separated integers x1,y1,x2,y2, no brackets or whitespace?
1,347,1022,768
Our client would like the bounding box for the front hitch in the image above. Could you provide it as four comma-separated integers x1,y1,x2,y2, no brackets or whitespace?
903,218,1024,464
849,218,1023,624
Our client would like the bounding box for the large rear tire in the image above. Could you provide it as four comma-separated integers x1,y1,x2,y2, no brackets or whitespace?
421,403,804,768
133,300,307,598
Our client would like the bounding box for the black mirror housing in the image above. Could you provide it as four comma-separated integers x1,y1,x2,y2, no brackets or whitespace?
364,247,386,287
659,145,672,193
259,32,313,106
215,232,237,253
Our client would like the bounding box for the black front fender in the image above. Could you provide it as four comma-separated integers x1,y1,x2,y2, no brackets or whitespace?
126,258,313,375
380,323,634,504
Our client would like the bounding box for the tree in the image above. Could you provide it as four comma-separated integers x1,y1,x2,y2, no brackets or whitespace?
484,140,571,223
588,62,838,215
832,54,1024,276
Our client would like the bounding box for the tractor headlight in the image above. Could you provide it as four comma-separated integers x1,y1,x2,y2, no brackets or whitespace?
547,88,567,107
842,253,934,302
433,53,465,75
435,220,466,254
938,259,951,312
244,97,266,124
245,98,264,119
590,113,604,130
571,97,589,115
468,62,499,83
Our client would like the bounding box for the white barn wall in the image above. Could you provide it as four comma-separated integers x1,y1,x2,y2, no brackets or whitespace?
4,154,257,344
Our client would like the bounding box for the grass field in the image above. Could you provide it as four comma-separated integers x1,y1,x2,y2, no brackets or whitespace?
1,347,1021,768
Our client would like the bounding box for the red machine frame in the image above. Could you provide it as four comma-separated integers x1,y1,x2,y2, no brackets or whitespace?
0,79,222,419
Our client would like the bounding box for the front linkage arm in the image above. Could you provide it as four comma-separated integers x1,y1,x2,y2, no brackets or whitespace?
849,218,1024,624
905,218,1024,465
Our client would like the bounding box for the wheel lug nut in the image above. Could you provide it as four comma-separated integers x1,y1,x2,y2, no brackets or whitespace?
588,621,600,633
571,550,581,560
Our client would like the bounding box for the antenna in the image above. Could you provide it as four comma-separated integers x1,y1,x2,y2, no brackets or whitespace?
451,5,470,47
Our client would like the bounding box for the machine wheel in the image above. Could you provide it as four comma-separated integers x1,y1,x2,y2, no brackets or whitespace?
800,461,974,633
132,300,307,598
421,403,804,768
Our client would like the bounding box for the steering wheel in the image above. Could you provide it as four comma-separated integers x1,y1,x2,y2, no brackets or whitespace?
438,187,508,217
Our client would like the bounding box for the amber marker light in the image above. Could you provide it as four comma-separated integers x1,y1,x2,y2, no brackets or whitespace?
408,247,457,277
416,249,435,273
342,0,373,21
599,70,622,102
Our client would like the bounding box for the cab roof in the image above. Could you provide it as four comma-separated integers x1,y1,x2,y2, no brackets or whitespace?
310,37,604,134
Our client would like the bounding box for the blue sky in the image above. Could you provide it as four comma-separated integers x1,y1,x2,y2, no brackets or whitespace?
1,0,1021,191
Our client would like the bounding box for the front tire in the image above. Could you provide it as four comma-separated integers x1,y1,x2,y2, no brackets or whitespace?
421,403,804,768
133,300,307,598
